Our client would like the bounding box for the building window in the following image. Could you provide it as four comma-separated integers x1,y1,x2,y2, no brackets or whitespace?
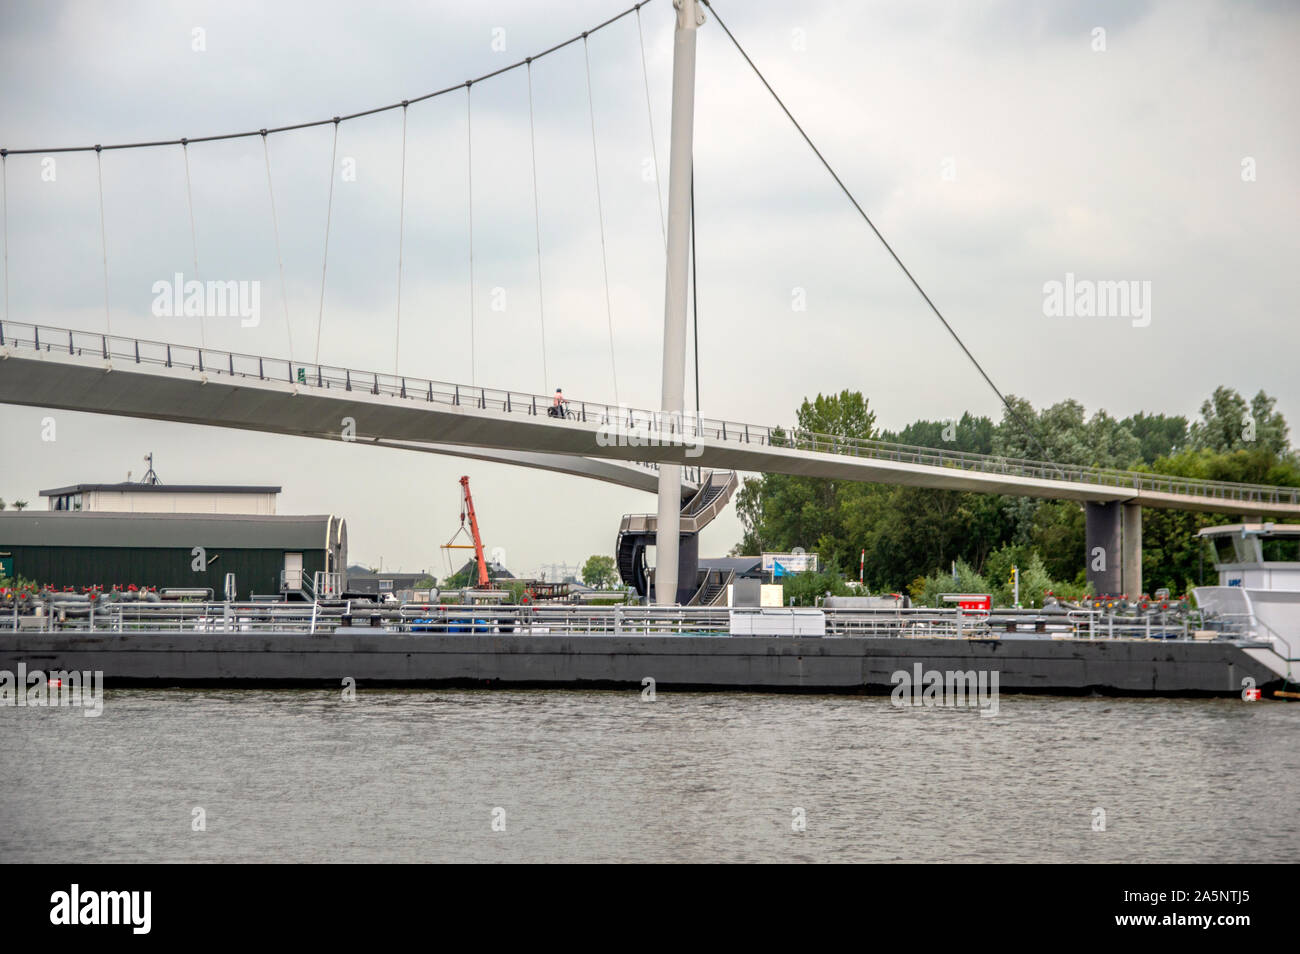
379,580,394,591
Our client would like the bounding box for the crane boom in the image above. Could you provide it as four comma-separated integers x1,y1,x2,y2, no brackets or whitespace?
459,476,491,589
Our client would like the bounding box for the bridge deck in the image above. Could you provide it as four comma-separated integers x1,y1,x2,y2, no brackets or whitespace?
2,321,1298,516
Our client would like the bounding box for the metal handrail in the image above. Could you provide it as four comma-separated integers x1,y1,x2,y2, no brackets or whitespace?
0,597,1237,642
4,319,1297,506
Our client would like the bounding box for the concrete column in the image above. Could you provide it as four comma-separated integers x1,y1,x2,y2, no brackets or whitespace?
1121,502,1142,596
1085,501,1122,596
677,531,699,604
654,0,703,605
649,532,700,604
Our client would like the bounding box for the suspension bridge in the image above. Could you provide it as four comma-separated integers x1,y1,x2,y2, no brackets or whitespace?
1,0,1296,605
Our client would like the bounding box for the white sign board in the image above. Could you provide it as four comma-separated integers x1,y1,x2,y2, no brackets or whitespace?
762,552,819,576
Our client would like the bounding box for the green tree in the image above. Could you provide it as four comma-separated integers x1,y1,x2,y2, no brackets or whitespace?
1085,410,1142,468
1028,501,1085,581
1121,412,1188,465
740,384,1297,603
998,398,1148,469
883,411,995,455
1138,507,1214,595
1190,386,1290,456
845,485,1007,593
1247,391,1291,456
736,390,880,562
994,550,1053,608
1149,445,1300,487
795,389,877,440
581,554,617,589
908,559,990,608
1190,386,1250,453
11,500,27,511
993,397,1084,464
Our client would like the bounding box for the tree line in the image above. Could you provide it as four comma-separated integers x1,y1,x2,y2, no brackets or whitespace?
734,386,1300,603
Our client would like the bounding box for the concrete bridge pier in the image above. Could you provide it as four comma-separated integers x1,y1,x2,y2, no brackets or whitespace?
675,533,699,605
1085,501,1142,596
647,534,699,605
1122,503,1142,596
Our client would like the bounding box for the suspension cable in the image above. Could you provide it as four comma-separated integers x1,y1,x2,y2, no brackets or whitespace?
261,133,294,367
466,84,476,387
395,103,408,376
0,2,658,156
0,0,658,401
314,120,340,366
636,5,666,245
1,155,7,324
181,141,205,351
703,0,1057,470
525,61,550,394
584,34,619,407
94,148,111,338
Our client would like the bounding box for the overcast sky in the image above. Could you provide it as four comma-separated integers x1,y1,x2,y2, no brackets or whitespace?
2,0,1298,578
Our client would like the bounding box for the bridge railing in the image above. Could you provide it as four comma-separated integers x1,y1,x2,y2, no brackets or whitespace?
3,319,1296,507
746,428,1300,506
0,320,705,485
0,599,1236,642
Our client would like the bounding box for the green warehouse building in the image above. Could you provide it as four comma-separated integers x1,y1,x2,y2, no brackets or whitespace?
0,475,347,600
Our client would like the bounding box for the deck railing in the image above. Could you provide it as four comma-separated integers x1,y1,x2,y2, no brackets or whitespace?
0,598,1222,642
3,318,1297,507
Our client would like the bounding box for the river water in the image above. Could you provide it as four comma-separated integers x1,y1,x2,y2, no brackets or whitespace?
1,689,1295,863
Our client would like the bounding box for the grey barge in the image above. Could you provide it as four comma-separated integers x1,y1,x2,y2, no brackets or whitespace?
1,601,1294,697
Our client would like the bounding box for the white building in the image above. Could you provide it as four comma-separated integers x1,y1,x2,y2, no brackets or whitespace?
41,482,280,515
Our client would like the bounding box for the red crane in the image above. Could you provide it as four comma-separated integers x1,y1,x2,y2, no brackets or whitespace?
457,476,491,589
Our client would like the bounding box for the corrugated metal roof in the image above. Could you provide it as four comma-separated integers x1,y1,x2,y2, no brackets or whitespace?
699,557,765,576
40,483,281,496
0,512,334,549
